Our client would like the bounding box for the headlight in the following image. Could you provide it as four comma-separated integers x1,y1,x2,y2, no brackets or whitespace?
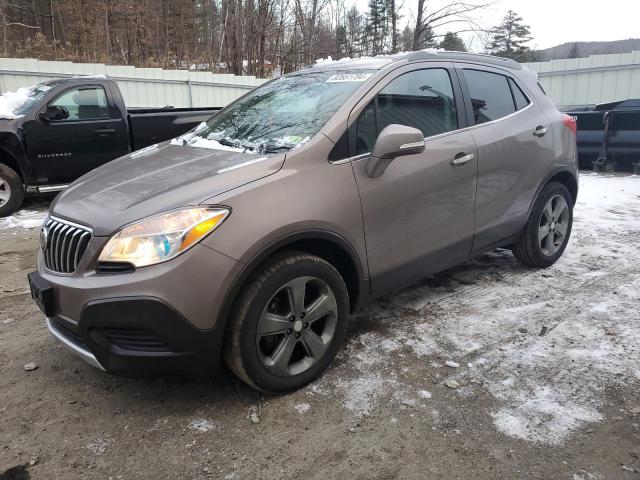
98,207,230,267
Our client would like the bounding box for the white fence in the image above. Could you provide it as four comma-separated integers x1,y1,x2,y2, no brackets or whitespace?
0,58,267,108
524,50,640,107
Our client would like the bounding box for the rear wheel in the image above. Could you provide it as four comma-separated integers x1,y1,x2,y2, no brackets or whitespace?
225,252,350,393
513,182,573,267
0,164,24,217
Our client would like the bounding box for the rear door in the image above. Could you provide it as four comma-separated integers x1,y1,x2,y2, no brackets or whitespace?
24,84,129,184
348,62,478,293
456,64,556,250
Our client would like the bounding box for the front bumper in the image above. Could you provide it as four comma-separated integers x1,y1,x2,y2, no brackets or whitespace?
35,241,242,377
45,296,225,377
46,317,105,371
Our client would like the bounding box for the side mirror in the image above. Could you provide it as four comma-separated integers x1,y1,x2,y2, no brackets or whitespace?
366,124,425,178
39,105,69,122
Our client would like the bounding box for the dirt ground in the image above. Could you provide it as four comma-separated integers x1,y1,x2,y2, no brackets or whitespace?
1,173,639,480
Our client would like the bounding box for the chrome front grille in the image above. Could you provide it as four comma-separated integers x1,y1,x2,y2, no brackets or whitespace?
42,217,92,273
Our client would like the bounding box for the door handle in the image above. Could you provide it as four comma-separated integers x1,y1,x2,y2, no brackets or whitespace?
95,128,116,135
450,152,474,167
533,126,548,137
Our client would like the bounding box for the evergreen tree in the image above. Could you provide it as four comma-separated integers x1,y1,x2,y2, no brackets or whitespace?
488,10,534,62
439,32,467,52
400,25,414,52
365,0,389,55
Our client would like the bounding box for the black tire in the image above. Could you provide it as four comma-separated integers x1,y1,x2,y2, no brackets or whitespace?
225,251,350,393
0,163,24,218
513,182,573,268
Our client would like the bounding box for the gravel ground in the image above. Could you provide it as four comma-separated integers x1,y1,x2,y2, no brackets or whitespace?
1,173,639,480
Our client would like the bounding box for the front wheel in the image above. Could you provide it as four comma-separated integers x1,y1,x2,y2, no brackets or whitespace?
0,164,24,217
225,252,350,393
513,182,573,267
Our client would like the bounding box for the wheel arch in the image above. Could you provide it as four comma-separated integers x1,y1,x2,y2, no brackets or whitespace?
530,167,578,215
218,230,368,340
0,146,26,183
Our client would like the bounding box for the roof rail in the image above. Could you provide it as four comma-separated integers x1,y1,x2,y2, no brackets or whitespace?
446,51,521,70
402,50,522,70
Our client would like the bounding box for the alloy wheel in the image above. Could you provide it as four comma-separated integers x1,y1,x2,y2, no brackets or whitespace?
256,276,338,377
0,178,10,207
538,194,569,256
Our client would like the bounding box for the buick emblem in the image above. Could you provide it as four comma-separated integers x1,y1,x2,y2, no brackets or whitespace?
40,225,49,251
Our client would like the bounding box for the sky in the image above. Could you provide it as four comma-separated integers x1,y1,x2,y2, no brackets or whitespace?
353,0,640,51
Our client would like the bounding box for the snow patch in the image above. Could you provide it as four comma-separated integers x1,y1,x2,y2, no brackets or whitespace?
0,209,47,230
294,403,311,414
417,390,432,399
188,418,217,433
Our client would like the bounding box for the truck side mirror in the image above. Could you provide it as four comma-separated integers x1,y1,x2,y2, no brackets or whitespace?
39,106,69,122
366,124,425,178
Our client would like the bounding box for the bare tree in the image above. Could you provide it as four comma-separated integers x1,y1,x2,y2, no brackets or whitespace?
412,1,489,51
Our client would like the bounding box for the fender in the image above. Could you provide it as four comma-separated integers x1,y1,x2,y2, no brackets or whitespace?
217,228,370,334
0,131,35,184
527,165,579,217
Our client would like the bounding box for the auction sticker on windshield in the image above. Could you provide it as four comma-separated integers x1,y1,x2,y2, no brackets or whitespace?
326,73,373,82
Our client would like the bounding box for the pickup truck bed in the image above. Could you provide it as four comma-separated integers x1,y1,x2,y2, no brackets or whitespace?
127,107,220,150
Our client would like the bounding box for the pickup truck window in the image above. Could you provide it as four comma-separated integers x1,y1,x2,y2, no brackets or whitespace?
50,86,110,121
182,70,375,154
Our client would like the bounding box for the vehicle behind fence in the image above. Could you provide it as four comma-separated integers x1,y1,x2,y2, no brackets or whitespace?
562,99,640,172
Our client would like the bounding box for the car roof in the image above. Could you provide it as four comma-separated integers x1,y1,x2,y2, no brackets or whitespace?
301,50,523,73
40,76,109,88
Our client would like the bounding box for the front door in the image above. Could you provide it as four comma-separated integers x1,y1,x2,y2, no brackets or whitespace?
23,84,129,184
349,64,478,293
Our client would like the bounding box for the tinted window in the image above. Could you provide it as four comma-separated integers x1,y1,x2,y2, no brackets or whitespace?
355,68,458,154
464,69,515,124
50,86,110,121
509,78,530,111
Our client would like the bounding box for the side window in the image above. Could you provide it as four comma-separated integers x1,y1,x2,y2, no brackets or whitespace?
355,68,458,154
49,86,110,121
509,78,530,111
463,69,515,124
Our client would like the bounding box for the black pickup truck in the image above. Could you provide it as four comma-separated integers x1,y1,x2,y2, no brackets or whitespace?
0,77,220,216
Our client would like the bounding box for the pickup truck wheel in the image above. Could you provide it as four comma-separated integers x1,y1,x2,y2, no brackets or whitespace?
513,182,573,268
225,252,349,393
0,164,24,217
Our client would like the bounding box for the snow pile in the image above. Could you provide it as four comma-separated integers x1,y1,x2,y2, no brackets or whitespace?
0,209,47,230
0,86,32,119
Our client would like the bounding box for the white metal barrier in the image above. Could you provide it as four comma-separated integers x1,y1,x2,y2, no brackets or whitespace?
0,58,267,108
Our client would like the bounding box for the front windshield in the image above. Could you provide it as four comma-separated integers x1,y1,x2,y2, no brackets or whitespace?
174,70,374,154
0,83,52,119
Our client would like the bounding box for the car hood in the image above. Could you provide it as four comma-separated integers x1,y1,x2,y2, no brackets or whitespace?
51,142,284,236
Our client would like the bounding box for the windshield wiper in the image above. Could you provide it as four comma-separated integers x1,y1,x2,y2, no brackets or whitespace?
262,145,292,154
218,137,256,152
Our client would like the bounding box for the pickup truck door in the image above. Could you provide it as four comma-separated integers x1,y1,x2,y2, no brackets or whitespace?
23,84,130,184
347,63,478,294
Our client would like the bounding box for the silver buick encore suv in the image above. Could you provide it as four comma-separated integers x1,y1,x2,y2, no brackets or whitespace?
28,50,578,393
